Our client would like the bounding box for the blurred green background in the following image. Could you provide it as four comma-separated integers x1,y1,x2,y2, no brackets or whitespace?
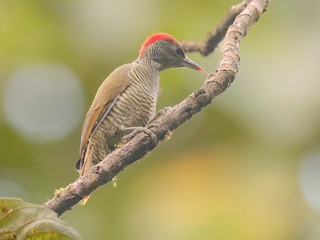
1,0,320,239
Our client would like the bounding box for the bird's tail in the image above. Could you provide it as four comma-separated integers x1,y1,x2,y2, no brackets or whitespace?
77,144,94,205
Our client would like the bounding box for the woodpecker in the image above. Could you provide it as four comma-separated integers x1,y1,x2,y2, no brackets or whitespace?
76,33,207,203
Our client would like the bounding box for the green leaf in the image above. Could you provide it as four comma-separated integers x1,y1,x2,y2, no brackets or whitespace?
0,198,80,240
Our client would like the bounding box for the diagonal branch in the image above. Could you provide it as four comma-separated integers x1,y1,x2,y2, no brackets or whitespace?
181,0,250,55
44,0,270,216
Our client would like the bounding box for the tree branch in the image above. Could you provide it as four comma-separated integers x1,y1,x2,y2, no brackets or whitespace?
181,0,251,56
44,0,270,216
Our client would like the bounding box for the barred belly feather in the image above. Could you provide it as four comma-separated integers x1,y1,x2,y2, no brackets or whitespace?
87,63,159,165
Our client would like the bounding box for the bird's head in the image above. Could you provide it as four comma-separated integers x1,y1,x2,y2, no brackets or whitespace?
138,33,208,75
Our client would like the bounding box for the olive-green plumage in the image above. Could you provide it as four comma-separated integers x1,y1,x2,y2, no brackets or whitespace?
76,33,207,203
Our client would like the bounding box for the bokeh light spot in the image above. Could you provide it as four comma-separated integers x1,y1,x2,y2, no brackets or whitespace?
0,179,29,199
298,150,320,210
3,63,84,143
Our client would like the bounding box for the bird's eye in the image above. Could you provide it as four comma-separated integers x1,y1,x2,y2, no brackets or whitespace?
175,48,185,58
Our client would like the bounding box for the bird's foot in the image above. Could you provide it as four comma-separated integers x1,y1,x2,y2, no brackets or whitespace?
152,107,172,121
121,126,157,145
146,106,172,130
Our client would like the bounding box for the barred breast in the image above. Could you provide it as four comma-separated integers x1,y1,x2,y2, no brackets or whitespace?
88,63,160,165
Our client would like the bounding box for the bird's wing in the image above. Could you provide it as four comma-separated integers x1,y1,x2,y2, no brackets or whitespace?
79,63,132,156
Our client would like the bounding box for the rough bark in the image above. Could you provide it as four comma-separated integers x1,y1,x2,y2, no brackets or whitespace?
44,0,270,216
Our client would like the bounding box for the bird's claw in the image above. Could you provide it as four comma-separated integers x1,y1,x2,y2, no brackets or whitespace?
146,106,172,130
121,126,157,145
153,107,172,121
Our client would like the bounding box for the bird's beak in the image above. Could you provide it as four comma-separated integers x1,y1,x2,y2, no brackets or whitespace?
182,57,209,76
